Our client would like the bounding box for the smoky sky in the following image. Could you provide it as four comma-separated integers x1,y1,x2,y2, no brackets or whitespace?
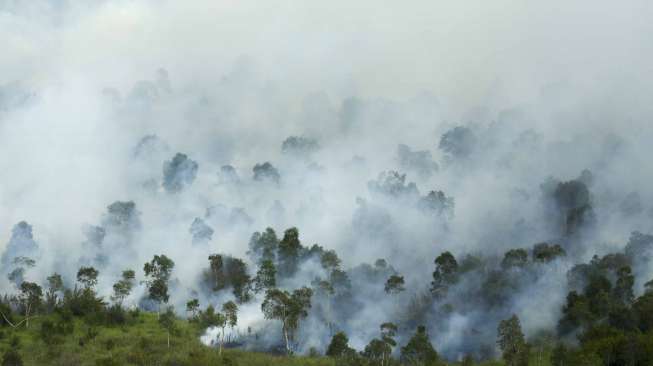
2,0,653,360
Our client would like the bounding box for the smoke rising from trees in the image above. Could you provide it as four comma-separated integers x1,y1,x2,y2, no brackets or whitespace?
1,0,653,362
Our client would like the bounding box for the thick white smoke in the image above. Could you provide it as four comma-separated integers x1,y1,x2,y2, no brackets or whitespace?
1,0,653,360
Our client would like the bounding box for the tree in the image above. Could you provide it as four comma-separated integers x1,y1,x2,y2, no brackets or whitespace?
222,301,238,333
208,254,224,290
532,243,566,263
252,162,280,184
111,269,135,306
186,298,199,319
189,218,214,245
551,179,594,235
218,164,240,184
77,266,99,289
143,255,175,314
368,171,419,199
613,266,634,305
162,153,198,193
418,191,454,219
550,342,570,366
254,259,276,293
144,255,174,282
7,257,35,287
501,249,528,269
363,338,392,365
227,258,252,303
431,252,458,299
365,322,398,366
248,228,279,263
196,304,227,353
103,201,141,233
158,306,177,348
385,275,405,295
45,273,64,312
277,228,303,278
633,291,653,332
281,136,320,157
321,250,342,272
326,332,352,357
439,126,476,160
497,314,529,366
400,325,440,366
205,255,251,302
397,144,439,179
196,304,229,355
261,287,314,354
18,281,42,328
380,322,398,352
558,291,593,335
215,301,238,353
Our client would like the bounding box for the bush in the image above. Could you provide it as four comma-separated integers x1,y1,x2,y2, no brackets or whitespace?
1,349,23,366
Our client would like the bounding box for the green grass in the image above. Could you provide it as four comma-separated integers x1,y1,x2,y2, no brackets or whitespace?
0,312,335,366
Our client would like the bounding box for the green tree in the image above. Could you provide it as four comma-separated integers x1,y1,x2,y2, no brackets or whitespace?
254,259,276,293
380,322,398,363
613,266,634,305
248,228,279,263
111,269,135,306
633,291,653,332
326,331,352,357
221,300,239,350
76,266,99,289
223,301,238,329
321,250,342,272
400,325,440,366
197,305,227,355
532,243,566,263
186,298,199,319
45,273,64,312
550,342,570,366
158,306,177,348
277,228,303,278
18,281,42,328
208,254,224,290
497,314,529,366
431,252,458,299
261,286,313,354
363,338,391,365
385,275,405,295
364,322,398,366
227,258,252,303
501,249,528,269
143,255,175,314
558,291,593,334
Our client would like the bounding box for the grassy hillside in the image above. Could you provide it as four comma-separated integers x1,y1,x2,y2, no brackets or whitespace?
0,312,334,366
0,310,556,366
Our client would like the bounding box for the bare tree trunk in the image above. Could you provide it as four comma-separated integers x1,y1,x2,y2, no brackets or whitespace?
25,303,30,328
283,324,291,355
167,331,170,348
219,327,224,355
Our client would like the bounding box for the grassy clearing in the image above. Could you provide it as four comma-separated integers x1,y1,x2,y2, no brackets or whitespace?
0,312,335,366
